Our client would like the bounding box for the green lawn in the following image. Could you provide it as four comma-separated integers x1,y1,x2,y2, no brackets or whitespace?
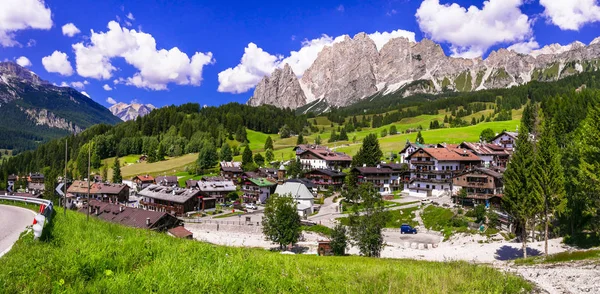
421,206,471,240
0,208,532,293
337,206,419,228
119,153,198,178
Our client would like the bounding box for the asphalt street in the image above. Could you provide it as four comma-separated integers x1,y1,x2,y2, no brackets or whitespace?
0,204,35,257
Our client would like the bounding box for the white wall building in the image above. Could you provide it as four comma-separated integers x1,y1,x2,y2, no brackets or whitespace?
274,182,315,219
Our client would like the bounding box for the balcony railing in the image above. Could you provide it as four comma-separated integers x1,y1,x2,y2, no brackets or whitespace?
411,160,434,165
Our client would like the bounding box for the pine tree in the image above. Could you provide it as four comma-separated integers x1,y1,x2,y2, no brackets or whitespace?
254,153,265,166
502,126,542,258
220,142,232,161
112,157,122,184
352,134,383,167
315,135,321,145
296,133,304,145
263,149,273,163
101,164,108,182
577,105,600,235
156,143,166,161
532,121,566,256
415,131,425,144
389,125,397,135
197,143,218,171
242,145,253,166
264,136,274,150
330,224,348,256
339,128,348,141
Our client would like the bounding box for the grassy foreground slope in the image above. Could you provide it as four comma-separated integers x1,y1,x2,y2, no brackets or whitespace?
0,210,531,293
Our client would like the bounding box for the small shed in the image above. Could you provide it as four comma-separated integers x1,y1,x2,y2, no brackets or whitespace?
168,226,193,239
317,240,334,256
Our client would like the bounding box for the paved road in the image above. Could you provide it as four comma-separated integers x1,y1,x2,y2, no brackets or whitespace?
0,204,35,257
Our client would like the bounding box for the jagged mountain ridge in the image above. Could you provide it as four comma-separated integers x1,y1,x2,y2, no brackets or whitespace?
250,33,600,110
0,62,121,152
109,102,156,121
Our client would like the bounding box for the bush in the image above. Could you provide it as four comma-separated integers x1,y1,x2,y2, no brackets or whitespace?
457,208,464,215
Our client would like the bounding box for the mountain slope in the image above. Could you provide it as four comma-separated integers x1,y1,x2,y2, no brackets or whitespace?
253,34,600,110
109,102,156,121
0,62,121,152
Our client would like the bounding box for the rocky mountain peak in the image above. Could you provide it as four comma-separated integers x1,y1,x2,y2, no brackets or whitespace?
247,63,307,109
109,102,156,121
0,62,48,86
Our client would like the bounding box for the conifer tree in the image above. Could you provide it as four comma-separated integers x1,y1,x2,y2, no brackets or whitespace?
264,136,274,150
502,125,542,258
352,134,383,167
576,105,600,234
265,149,274,163
112,157,122,184
220,142,232,162
296,133,304,145
415,131,425,144
532,121,566,256
315,135,321,145
242,145,253,166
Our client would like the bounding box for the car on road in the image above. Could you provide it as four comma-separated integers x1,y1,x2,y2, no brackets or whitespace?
400,224,417,234
245,203,257,210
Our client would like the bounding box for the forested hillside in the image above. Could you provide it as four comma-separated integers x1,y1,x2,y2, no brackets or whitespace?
0,102,306,187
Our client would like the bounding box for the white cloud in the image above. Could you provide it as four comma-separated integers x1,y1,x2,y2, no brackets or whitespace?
507,39,540,54
0,0,52,47
337,5,345,12
539,0,600,31
218,30,415,94
369,29,416,50
126,12,135,20
72,21,215,90
415,0,533,58
81,91,90,98
103,84,113,91
387,9,398,16
26,39,36,47
16,56,32,67
70,81,85,89
59,81,69,87
42,51,74,76
62,23,81,37
106,97,117,104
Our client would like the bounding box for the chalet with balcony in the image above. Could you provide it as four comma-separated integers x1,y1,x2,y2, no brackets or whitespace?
156,175,178,187
405,147,482,197
241,178,276,204
220,161,243,181
459,142,512,168
132,175,155,191
66,180,130,204
304,169,346,191
294,144,352,170
26,173,45,193
138,185,215,216
197,179,237,203
398,141,434,164
491,131,518,150
452,168,504,208
352,164,406,194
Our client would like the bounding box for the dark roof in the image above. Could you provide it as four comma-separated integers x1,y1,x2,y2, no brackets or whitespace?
298,148,352,162
380,163,407,171
491,131,518,142
79,200,176,229
286,178,316,189
459,142,512,156
7,174,17,181
185,179,198,188
138,185,200,204
67,180,129,195
307,169,346,177
28,173,44,180
453,167,503,179
168,226,193,238
220,161,243,172
352,166,394,175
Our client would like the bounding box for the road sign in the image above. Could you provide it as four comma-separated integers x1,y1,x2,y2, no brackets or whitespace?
55,182,65,197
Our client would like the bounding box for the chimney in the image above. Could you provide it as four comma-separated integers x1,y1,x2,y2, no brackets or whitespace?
146,217,151,226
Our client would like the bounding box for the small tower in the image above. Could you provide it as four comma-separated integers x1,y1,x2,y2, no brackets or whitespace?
277,164,286,184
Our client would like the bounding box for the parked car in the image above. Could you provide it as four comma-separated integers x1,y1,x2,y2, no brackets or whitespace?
400,224,417,234
245,203,257,210
421,198,433,204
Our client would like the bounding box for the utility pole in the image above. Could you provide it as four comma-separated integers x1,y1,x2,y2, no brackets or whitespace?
63,140,67,216
87,143,91,221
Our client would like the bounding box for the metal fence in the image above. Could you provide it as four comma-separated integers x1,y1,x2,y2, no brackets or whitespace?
0,195,54,219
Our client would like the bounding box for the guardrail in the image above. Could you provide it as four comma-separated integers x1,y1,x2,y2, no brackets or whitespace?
0,195,54,240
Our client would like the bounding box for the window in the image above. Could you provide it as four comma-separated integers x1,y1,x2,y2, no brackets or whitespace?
426,185,430,189
432,185,436,189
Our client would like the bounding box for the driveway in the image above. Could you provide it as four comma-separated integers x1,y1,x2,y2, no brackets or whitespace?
0,204,35,257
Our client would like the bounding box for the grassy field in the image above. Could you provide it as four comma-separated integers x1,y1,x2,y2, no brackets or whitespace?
515,249,600,265
421,206,471,240
0,208,532,293
118,153,199,178
337,206,420,228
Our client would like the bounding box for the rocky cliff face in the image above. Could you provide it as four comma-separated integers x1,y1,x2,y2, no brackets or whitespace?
21,107,83,133
247,64,307,109
249,35,600,110
109,102,156,121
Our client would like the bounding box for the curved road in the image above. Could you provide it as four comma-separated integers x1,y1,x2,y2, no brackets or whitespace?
0,204,35,257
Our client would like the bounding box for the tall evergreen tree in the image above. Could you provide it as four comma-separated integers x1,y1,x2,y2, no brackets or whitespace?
502,126,542,258
242,145,253,166
112,157,122,184
576,105,600,235
415,131,425,144
220,142,232,162
156,143,166,161
253,153,265,166
101,164,108,182
532,121,566,256
315,135,321,145
330,224,348,256
264,136,274,150
339,128,348,141
265,149,274,163
197,143,218,171
352,134,383,167
296,133,304,145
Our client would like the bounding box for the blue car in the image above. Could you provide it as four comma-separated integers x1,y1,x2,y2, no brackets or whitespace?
400,224,417,234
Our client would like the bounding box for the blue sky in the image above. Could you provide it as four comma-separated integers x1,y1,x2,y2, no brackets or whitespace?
1,0,600,109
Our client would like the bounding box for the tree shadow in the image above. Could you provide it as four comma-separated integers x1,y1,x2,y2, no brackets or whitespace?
494,245,542,261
